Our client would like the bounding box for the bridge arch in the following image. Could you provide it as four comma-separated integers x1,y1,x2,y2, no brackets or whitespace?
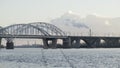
0,22,65,36
29,22,65,36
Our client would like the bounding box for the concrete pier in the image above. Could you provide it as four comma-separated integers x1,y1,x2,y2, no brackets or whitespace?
6,41,14,49
43,38,57,48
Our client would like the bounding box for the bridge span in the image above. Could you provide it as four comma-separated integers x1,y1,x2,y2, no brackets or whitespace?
0,22,120,49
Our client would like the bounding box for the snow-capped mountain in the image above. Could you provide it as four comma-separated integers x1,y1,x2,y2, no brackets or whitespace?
50,12,120,36
50,12,89,36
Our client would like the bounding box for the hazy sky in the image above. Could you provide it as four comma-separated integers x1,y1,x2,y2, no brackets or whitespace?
0,0,120,26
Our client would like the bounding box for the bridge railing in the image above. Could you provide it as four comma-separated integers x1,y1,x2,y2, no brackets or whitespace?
64,31,120,37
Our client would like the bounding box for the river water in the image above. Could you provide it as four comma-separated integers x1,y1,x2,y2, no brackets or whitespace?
0,48,120,68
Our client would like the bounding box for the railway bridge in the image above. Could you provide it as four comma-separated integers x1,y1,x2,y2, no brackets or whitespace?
0,22,120,49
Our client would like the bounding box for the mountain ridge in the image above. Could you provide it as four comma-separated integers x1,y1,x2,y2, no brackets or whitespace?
50,12,120,36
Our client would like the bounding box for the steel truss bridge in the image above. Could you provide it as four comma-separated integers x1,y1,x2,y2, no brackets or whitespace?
0,22,120,49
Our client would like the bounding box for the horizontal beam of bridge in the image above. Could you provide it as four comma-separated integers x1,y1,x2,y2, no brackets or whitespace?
0,34,120,39
0,34,67,39
69,36,120,39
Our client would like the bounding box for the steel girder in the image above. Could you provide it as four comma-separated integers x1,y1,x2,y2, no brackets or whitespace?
30,22,65,36
0,22,65,36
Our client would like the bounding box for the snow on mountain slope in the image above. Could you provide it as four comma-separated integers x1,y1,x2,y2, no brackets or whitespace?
50,12,89,36
50,11,120,36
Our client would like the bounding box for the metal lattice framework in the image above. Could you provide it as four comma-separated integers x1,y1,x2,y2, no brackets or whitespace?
0,22,65,36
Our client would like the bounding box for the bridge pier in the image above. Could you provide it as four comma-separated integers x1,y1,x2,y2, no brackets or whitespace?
43,38,57,48
43,38,48,48
71,39,80,48
63,38,71,48
51,38,57,48
6,41,14,49
75,39,80,48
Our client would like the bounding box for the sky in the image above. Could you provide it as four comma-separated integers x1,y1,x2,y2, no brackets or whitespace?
0,0,120,26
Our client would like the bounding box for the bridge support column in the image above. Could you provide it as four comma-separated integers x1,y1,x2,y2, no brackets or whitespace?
63,37,71,48
43,38,57,48
51,39,57,48
43,38,49,48
75,39,80,48
71,39,80,48
6,41,14,49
